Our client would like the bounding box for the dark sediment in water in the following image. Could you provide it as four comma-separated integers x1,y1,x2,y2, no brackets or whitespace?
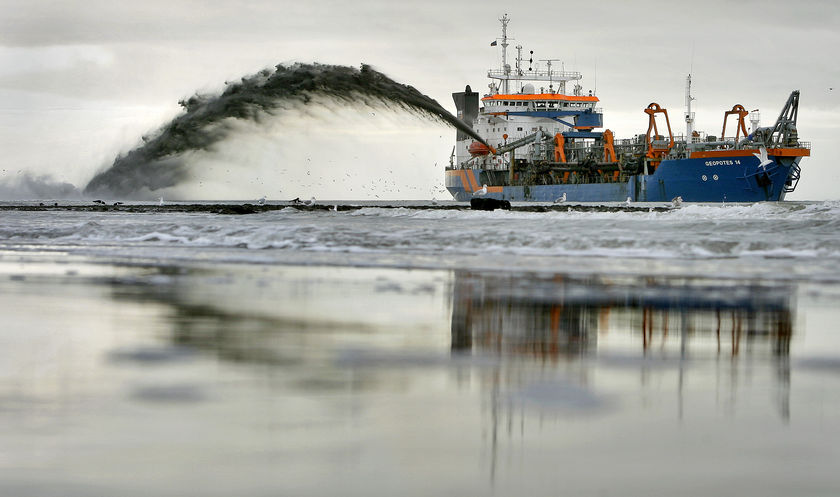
84,63,488,199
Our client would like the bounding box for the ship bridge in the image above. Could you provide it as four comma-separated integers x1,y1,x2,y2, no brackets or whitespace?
481,93,603,130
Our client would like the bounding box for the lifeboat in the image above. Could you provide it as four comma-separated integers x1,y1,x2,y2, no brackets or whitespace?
468,141,491,156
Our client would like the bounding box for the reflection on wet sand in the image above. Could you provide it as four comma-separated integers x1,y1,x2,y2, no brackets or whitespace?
450,270,794,359
113,266,796,423
3,258,838,496
130,267,799,460
447,270,798,479
96,265,801,435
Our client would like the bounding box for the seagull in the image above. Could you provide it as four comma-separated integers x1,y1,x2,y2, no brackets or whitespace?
625,196,632,206
304,196,316,206
257,196,266,206
93,199,105,205
473,184,488,196
554,192,567,203
333,204,338,212
158,196,164,206
671,196,683,208
753,146,773,170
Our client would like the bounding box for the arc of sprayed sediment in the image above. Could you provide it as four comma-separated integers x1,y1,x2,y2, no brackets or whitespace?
83,63,486,198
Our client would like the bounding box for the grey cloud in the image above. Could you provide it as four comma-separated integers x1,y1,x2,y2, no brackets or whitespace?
0,0,458,47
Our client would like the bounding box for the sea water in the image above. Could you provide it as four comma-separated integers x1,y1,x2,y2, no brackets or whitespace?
1,201,839,496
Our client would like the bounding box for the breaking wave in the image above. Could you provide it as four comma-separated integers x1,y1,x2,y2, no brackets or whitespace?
2,202,840,277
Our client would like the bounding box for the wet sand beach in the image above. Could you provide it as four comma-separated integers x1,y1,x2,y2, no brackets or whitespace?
1,202,839,496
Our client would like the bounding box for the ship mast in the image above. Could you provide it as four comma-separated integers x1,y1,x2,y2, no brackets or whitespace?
500,14,510,94
685,74,695,143
488,16,581,96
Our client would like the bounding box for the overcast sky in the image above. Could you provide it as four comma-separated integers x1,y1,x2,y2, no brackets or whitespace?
1,0,838,200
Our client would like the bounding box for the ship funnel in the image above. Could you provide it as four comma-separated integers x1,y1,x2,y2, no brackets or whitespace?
452,85,480,142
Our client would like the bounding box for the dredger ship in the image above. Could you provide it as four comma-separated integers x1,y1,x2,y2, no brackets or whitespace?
446,15,810,203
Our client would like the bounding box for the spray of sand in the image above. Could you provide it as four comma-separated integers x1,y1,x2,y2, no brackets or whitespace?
83,63,485,198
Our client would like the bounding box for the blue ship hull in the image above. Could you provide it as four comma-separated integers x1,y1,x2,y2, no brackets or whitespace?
446,154,803,202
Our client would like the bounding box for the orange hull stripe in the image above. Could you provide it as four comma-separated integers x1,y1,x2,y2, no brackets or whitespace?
467,170,480,191
487,186,504,193
458,170,472,193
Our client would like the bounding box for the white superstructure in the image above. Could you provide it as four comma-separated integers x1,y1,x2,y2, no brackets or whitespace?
452,15,601,170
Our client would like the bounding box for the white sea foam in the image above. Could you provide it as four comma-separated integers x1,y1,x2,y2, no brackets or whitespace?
2,201,840,281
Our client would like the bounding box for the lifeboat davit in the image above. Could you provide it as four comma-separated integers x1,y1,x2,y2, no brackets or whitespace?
468,141,491,156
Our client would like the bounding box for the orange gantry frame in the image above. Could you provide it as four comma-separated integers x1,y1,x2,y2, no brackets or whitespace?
721,104,750,141
554,133,567,163
602,129,617,162
553,130,616,165
644,103,674,161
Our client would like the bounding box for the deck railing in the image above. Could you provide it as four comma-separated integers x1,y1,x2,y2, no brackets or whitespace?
487,69,582,82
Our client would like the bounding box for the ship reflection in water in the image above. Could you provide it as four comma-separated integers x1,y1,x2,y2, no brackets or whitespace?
447,270,798,480
2,260,837,496
450,270,793,359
